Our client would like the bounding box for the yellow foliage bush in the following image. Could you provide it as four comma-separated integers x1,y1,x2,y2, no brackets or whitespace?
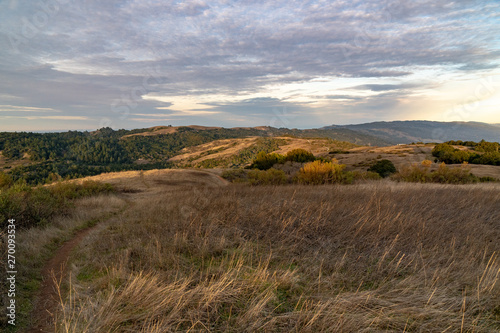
394,161,478,184
296,160,346,184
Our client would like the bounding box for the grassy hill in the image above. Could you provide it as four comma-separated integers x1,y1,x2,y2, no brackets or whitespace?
6,169,500,332
0,126,386,185
2,122,500,185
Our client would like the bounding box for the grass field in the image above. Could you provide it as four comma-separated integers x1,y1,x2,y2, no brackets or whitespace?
23,170,497,332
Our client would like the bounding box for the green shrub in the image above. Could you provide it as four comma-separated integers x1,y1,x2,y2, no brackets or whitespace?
247,168,288,185
479,176,498,182
0,171,13,188
296,160,346,185
346,171,382,183
475,140,499,153
284,149,316,163
250,151,285,170
250,148,319,171
367,159,397,178
0,180,114,229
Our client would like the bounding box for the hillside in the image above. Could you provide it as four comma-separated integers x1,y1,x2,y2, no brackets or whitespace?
324,121,500,144
0,126,387,185
169,136,358,168
8,169,500,332
173,139,500,180
121,125,390,146
2,124,500,185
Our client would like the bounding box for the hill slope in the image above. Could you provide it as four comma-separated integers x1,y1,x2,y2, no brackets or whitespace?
324,121,500,144
15,170,500,332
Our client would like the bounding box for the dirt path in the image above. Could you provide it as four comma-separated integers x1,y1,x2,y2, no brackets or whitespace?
23,225,100,333
22,170,226,332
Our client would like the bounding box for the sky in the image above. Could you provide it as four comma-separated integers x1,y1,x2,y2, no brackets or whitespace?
0,0,499,131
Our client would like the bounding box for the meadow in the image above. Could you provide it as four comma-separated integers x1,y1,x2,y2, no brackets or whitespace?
36,170,500,332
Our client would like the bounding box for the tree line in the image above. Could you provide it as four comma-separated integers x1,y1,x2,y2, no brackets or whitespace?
432,140,500,165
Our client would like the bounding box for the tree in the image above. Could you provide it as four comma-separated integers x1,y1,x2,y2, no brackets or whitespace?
368,159,397,178
250,151,285,170
285,149,316,163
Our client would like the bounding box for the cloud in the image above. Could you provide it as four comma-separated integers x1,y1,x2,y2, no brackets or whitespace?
0,105,59,112
1,115,88,120
350,84,422,92
0,0,499,130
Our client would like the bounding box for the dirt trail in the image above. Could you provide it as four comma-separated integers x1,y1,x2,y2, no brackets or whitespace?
23,225,100,333
23,169,227,332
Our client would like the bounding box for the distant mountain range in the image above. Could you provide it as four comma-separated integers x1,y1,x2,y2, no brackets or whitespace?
114,121,500,147
322,121,500,145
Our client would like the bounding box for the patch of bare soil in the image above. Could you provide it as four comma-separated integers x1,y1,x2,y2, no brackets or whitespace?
24,225,101,333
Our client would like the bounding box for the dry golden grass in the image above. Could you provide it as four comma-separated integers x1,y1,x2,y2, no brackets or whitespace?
55,177,500,332
6,194,126,329
121,125,223,138
169,137,259,163
67,169,227,194
170,136,357,167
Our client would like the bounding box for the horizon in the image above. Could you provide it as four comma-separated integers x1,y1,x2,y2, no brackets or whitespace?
1,119,499,134
1,1,499,131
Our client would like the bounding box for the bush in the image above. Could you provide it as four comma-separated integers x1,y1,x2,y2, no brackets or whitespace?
479,176,498,182
285,149,316,163
296,160,346,185
367,159,397,178
0,171,13,188
247,168,288,185
0,180,114,229
394,161,478,184
250,149,318,170
342,171,381,184
429,163,478,184
475,140,499,153
250,151,285,170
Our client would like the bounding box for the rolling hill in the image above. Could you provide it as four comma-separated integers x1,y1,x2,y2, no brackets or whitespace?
323,121,500,144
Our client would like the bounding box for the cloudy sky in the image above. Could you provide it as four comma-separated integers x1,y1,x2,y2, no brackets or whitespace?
1,0,499,131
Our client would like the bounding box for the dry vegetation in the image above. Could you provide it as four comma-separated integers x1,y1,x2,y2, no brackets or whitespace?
0,194,126,329
169,137,259,164
121,125,223,138
0,151,34,172
47,171,500,332
170,137,357,168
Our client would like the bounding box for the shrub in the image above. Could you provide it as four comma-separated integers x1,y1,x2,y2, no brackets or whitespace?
472,152,500,166
432,143,479,164
394,161,478,184
367,159,397,178
0,180,114,229
429,162,478,184
475,140,499,153
296,160,346,185
479,176,498,182
247,168,288,185
342,171,381,184
0,171,13,188
285,149,316,163
250,151,285,170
